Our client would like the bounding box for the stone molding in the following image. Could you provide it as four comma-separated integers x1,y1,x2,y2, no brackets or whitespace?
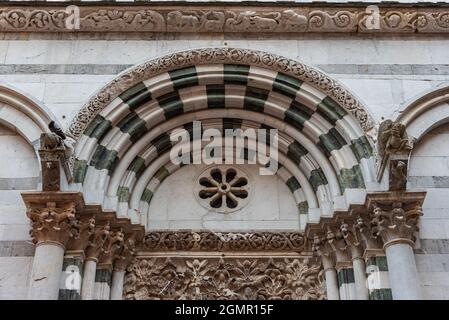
1,5,449,35
67,47,374,143
142,230,307,252
124,256,325,300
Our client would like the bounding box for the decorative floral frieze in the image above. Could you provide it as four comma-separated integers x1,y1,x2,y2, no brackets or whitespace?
123,256,325,300
1,6,449,34
142,231,307,252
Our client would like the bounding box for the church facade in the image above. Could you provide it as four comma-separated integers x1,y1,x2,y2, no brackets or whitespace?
0,0,449,300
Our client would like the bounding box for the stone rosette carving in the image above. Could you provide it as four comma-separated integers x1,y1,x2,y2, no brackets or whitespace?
143,231,307,252
0,6,449,34
27,202,78,246
67,47,374,143
123,256,325,300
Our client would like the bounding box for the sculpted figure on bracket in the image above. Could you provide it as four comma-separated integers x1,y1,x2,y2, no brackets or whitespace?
377,120,413,158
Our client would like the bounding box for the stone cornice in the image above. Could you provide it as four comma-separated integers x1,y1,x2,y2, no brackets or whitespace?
0,4,448,34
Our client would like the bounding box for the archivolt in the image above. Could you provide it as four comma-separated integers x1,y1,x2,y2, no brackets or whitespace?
68,48,376,230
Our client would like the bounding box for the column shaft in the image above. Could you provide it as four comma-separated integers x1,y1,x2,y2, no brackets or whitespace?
93,268,112,300
385,243,422,300
324,268,340,300
352,258,369,300
110,270,126,300
81,259,97,300
28,243,65,300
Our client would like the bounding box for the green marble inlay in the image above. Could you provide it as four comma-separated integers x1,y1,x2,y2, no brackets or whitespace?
117,186,130,202
141,188,154,204
298,201,309,215
350,136,373,162
339,165,365,191
286,176,301,192
128,156,146,178
272,72,302,98
287,141,308,165
119,82,152,110
89,145,119,175
284,100,313,131
117,111,148,143
369,288,393,300
206,84,225,109
338,268,355,287
318,128,347,153
223,118,243,130
367,256,389,272
309,168,328,192
169,66,199,90
154,167,169,183
317,97,347,125
58,289,81,301
95,269,112,286
151,133,172,155
158,91,184,119
244,86,269,113
84,114,111,140
223,64,249,85
73,159,88,183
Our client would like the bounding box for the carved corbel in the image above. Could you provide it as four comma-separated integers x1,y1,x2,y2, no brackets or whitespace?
27,202,79,248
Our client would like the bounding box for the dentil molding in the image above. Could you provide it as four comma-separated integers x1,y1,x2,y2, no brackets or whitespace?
0,5,448,34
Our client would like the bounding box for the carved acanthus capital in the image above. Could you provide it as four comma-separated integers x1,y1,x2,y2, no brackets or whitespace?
370,201,423,248
114,233,137,271
27,202,78,247
67,216,96,253
354,214,383,252
98,228,125,268
338,220,364,259
85,221,112,262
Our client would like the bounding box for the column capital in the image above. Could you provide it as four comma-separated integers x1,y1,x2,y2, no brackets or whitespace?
85,221,112,262
366,192,426,249
26,201,78,248
113,233,138,271
97,228,125,269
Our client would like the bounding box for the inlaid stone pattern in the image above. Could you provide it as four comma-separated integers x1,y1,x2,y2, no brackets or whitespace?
123,256,325,300
142,231,307,252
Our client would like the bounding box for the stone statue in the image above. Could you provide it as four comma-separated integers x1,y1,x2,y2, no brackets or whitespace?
377,120,413,158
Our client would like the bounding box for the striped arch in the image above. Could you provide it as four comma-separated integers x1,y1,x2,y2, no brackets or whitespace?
68,48,376,231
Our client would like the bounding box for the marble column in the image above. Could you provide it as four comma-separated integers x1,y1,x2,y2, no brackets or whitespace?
81,259,98,300
369,198,425,300
110,269,126,300
322,256,340,300
385,242,421,300
25,202,79,300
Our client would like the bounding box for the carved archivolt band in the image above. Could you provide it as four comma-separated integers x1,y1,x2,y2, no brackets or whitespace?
67,47,374,141
1,6,449,34
143,231,307,252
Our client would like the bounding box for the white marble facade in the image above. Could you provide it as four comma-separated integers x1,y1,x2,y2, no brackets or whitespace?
0,1,449,300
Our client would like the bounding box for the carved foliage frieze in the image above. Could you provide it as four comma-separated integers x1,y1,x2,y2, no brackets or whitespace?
123,257,325,300
142,231,307,252
1,7,449,34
